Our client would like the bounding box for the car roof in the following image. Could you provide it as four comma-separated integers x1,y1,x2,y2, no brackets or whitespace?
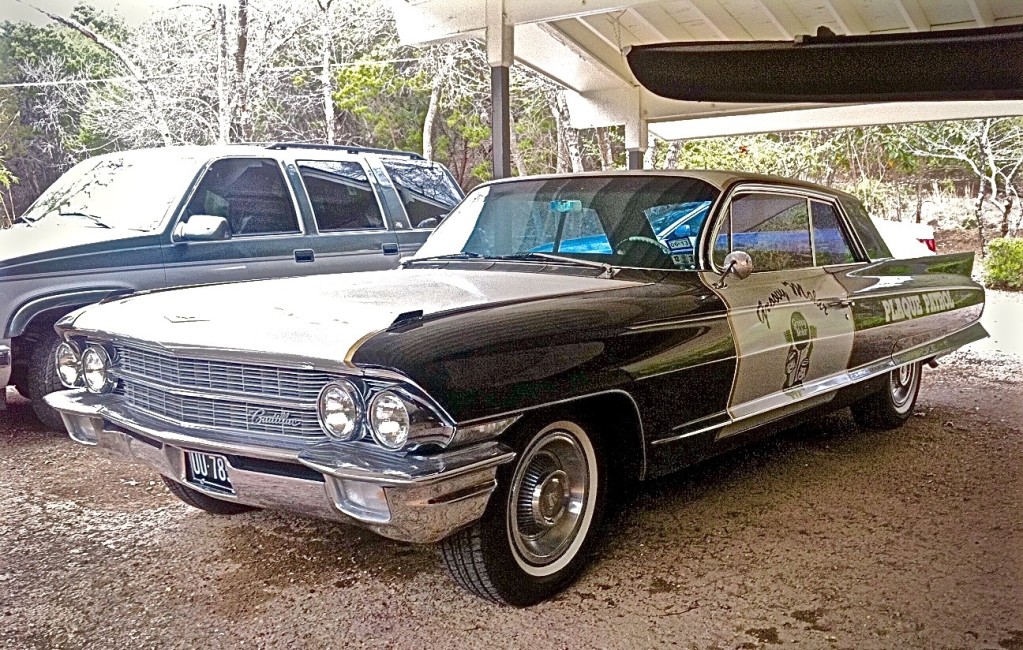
479,169,858,201
86,143,429,164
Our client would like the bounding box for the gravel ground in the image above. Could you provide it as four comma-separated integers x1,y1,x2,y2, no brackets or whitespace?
1,296,1020,649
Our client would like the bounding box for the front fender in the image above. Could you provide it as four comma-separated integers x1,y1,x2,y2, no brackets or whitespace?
6,288,131,338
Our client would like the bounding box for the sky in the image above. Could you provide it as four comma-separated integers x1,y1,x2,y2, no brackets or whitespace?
0,0,180,26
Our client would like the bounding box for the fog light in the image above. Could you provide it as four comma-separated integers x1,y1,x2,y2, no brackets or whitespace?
337,480,390,522
55,342,82,388
81,345,113,393
369,391,410,450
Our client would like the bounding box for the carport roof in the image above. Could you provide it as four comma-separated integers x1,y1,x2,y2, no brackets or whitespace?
391,0,1023,140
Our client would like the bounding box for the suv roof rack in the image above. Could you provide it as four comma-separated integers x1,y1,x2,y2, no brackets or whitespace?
266,142,424,160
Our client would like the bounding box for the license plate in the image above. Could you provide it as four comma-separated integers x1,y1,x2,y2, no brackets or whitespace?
184,450,234,494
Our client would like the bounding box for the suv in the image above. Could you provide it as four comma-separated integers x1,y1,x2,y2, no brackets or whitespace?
0,143,463,428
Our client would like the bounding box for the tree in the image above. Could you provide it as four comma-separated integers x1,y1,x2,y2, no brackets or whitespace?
902,118,1023,249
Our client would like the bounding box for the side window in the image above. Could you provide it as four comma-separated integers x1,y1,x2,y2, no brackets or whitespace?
185,158,299,237
811,201,857,265
298,160,384,231
380,160,463,228
715,193,812,272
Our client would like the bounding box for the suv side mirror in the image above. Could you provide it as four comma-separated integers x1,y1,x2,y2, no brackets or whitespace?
174,214,231,241
417,217,440,229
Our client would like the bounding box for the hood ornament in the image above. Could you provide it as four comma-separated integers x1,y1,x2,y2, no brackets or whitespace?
164,314,208,323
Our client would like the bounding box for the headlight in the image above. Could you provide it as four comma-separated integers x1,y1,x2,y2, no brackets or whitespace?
55,342,82,388
369,391,411,450
318,380,362,440
81,345,113,393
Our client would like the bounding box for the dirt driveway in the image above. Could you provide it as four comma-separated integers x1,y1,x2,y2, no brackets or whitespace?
1,339,1021,649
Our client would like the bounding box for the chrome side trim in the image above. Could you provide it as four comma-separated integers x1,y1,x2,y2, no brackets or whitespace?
652,321,988,446
454,388,648,480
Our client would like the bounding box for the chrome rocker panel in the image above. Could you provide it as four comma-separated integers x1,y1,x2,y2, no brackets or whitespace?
45,389,515,544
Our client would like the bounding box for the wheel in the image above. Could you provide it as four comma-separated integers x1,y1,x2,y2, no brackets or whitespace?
851,361,922,430
440,418,607,606
26,329,68,432
615,235,669,255
161,476,256,515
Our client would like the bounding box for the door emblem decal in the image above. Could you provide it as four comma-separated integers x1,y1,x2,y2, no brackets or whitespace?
783,311,815,389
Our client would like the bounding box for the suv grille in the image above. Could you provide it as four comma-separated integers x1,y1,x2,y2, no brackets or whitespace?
113,344,332,440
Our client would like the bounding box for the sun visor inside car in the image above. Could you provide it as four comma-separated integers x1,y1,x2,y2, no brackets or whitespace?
626,25,1023,103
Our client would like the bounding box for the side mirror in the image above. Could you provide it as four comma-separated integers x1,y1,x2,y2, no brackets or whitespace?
417,217,440,229
715,250,753,288
174,214,231,241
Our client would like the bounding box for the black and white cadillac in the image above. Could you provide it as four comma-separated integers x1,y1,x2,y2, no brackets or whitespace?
46,171,986,605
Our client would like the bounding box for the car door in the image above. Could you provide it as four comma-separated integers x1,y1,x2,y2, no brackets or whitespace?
702,188,860,439
290,159,402,273
163,157,323,286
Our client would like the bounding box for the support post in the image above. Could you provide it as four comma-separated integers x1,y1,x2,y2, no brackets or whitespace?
625,113,648,170
487,0,513,179
491,65,512,179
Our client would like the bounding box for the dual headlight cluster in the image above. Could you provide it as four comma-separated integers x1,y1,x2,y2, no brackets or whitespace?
56,342,115,393
317,380,448,451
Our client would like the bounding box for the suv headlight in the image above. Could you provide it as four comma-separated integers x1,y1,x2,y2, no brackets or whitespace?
56,342,82,388
81,345,114,393
318,380,362,440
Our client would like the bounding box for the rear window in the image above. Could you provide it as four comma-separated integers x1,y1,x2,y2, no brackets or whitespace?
380,160,463,228
838,195,891,260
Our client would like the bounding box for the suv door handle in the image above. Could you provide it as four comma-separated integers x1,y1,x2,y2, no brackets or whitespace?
382,243,400,256
294,249,315,263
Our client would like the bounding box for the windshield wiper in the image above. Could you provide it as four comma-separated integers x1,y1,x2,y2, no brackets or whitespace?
58,210,112,228
401,252,486,266
492,253,617,278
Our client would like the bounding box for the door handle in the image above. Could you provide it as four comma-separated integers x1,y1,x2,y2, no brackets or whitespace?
382,243,400,256
825,298,854,308
294,249,315,263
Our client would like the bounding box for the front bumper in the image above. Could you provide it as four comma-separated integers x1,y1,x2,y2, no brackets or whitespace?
0,339,11,405
45,390,514,544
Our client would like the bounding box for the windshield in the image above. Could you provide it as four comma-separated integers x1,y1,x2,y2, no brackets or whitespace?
20,153,204,231
413,175,719,270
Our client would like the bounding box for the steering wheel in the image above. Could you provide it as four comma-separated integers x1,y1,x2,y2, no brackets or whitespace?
616,235,670,255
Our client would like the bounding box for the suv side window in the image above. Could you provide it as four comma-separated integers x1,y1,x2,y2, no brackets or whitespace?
713,193,813,272
811,201,857,265
380,159,462,228
185,158,300,236
298,160,384,231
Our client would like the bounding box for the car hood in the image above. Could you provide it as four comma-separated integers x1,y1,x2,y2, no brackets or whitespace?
0,221,152,273
68,268,647,366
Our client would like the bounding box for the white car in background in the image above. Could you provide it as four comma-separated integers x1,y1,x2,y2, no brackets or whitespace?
871,217,936,258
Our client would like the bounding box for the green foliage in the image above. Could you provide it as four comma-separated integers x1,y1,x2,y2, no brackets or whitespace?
985,238,1023,290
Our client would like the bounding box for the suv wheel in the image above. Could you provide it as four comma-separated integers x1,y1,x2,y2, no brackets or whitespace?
26,330,67,432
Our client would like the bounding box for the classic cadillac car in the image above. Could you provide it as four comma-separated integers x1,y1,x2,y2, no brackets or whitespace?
45,171,986,605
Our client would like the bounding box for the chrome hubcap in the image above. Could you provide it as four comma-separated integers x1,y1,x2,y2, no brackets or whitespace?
509,431,589,567
891,363,919,409
531,470,569,527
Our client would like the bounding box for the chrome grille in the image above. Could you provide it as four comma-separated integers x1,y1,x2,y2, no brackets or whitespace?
115,345,334,401
112,344,334,440
122,382,323,438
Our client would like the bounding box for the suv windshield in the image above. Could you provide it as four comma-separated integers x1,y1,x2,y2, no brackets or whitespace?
20,153,203,232
413,175,719,270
